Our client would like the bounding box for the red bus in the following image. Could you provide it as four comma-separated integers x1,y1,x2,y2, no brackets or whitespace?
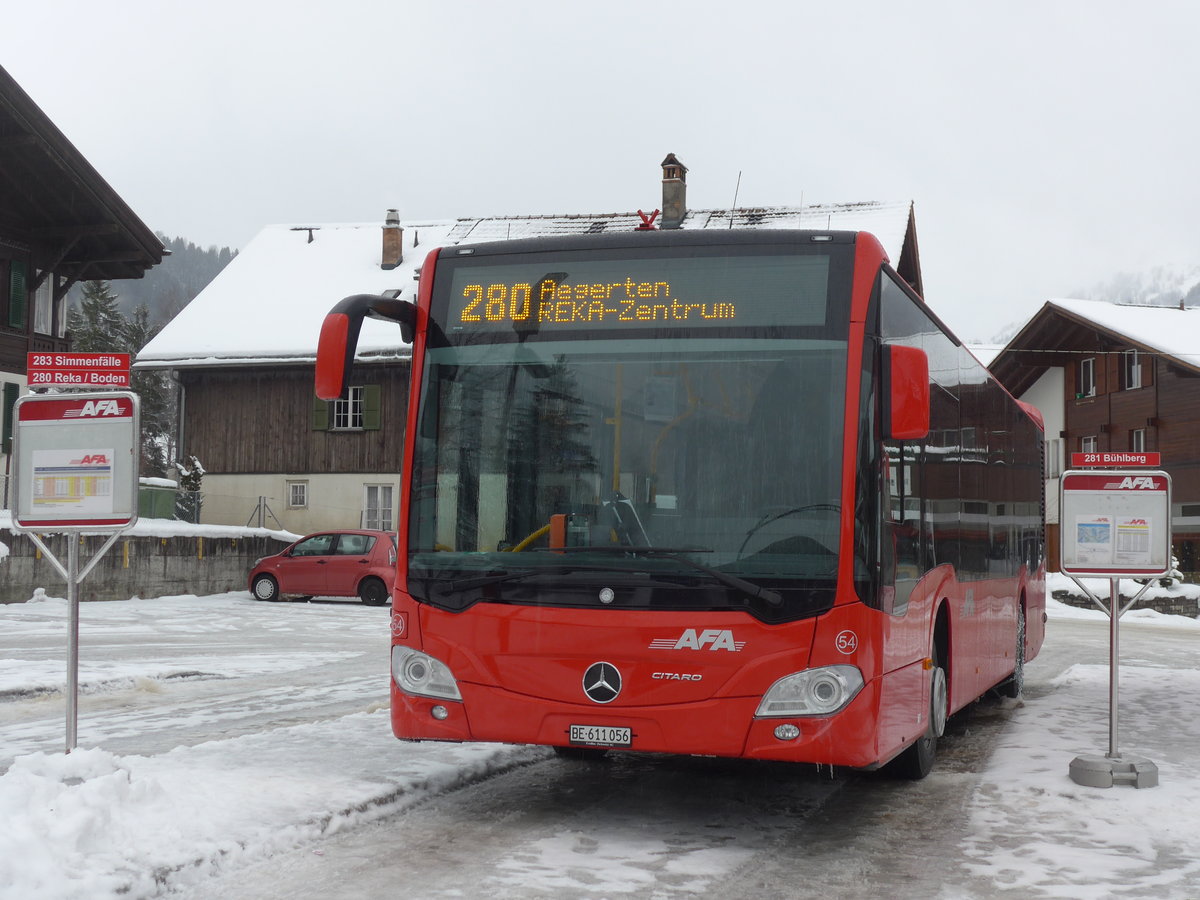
316,228,1045,778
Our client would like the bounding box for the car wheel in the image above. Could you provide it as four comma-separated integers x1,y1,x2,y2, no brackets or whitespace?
358,577,389,606
252,574,279,602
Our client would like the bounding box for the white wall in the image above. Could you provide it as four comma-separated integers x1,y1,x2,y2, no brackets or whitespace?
1021,367,1065,525
200,473,400,534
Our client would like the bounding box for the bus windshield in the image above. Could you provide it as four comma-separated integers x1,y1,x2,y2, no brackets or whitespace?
407,241,853,622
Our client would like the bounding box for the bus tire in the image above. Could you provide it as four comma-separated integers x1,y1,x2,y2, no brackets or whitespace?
996,604,1026,699
888,645,947,780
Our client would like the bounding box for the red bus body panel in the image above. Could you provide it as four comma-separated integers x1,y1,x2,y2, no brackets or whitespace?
383,232,1045,770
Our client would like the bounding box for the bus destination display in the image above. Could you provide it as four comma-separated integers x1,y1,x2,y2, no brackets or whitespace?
443,254,832,332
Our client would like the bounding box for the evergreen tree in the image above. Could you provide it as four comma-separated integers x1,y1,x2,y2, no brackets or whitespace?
67,281,125,350
125,304,176,477
174,455,204,522
66,235,237,327
66,282,176,478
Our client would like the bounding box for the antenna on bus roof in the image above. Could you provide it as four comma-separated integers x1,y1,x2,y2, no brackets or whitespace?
729,171,742,229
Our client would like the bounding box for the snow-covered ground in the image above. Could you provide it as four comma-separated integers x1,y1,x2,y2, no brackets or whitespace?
2,575,1199,899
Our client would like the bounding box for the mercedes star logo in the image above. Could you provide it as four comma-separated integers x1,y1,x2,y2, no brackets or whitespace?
582,661,622,704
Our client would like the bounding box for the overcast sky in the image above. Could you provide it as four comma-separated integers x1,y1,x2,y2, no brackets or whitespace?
4,0,1198,342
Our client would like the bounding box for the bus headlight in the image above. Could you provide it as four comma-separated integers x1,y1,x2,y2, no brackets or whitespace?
754,666,864,717
391,646,462,701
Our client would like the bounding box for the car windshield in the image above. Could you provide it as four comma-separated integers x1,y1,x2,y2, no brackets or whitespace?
407,336,848,621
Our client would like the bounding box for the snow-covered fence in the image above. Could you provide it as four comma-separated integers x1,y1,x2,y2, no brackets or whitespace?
1051,584,1200,617
0,530,292,604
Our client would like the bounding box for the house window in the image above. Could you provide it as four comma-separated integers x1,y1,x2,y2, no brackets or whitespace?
313,384,381,432
1081,435,1098,454
56,289,67,338
1130,428,1146,452
1078,357,1096,398
333,386,365,430
34,273,52,335
1122,350,1143,390
363,484,394,530
287,480,308,508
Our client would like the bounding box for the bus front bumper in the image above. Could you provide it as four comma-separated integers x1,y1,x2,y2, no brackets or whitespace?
390,678,883,768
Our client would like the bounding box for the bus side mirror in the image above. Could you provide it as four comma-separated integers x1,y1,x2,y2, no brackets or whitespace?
315,294,417,400
884,344,930,440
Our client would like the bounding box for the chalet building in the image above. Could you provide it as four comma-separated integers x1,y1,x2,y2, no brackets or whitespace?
0,64,163,478
990,298,1200,574
136,157,922,532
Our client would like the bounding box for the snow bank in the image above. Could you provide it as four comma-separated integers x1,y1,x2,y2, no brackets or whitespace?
0,714,546,899
961,662,1200,896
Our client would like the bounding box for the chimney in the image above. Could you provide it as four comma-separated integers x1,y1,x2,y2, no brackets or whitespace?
382,209,404,270
660,153,687,229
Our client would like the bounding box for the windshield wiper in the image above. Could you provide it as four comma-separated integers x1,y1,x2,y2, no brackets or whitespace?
531,546,783,607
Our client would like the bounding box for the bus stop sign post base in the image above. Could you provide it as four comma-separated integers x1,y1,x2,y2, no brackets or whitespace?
1069,755,1159,789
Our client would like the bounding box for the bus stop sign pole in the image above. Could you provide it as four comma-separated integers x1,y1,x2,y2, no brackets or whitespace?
23,530,126,749
10,390,140,753
1060,468,1170,789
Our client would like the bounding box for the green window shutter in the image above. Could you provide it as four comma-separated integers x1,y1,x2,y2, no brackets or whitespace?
9,261,27,329
362,384,382,430
2,382,18,454
312,393,330,431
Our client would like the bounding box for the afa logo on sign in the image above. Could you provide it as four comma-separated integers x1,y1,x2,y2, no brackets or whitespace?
64,399,125,418
1114,476,1160,490
72,454,110,465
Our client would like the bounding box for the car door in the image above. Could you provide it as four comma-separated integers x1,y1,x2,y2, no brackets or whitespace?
323,533,378,597
278,533,338,595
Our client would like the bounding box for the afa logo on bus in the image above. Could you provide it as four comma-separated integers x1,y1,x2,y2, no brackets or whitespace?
648,629,746,652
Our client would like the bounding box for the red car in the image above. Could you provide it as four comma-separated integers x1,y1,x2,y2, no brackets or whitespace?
249,530,397,605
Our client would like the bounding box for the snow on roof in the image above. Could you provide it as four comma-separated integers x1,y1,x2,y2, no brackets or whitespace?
137,201,913,369
443,200,913,259
1047,297,1200,369
136,221,456,367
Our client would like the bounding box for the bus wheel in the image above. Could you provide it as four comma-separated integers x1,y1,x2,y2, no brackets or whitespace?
358,578,390,606
888,646,947,780
554,746,609,761
252,575,279,601
996,605,1026,699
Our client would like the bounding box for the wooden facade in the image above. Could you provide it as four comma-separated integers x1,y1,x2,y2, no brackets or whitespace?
0,63,162,457
179,363,410,475
992,303,1200,573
